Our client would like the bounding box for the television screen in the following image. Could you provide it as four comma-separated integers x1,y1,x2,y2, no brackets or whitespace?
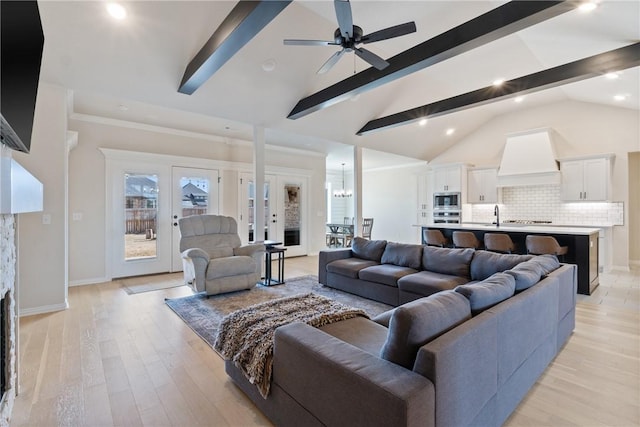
0,1,44,154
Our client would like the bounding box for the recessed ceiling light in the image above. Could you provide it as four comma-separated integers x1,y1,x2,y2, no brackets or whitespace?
514,96,525,103
492,78,505,87
605,72,620,80
117,104,128,111
106,3,127,20
578,2,598,12
613,94,628,101
446,128,455,136
261,59,276,72
419,118,428,126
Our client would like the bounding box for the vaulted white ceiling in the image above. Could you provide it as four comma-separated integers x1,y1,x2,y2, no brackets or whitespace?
38,1,640,169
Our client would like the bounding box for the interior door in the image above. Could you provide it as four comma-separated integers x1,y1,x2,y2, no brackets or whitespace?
171,167,219,271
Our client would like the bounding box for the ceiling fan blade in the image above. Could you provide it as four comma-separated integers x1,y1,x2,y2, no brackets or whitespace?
334,0,353,39
354,47,389,70
284,39,339,46
317,49,346,74
361,22,417,44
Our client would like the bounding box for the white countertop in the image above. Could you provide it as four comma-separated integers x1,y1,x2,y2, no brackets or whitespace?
421,223,601,235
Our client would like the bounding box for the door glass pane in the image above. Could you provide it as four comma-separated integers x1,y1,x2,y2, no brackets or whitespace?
124,173,158,260
181,176,209,217
248,180,255,241
284,183,300,247
247,180,271,242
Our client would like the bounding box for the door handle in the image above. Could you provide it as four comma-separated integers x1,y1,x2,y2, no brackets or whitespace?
173,222,178,226
173,215,178,219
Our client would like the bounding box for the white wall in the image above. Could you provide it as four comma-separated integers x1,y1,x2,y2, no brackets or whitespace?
431,100,640,269
13,83,69,314
363,165,425,244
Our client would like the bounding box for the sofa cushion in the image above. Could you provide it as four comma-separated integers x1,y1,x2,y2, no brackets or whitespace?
422,246,474,279
359,264,418,287
505,262,542,292
380,291,471,369
397,271,469,298
320,316,389,356
470,250,533,281
529,254,561,275
326,258,380,279
372,309,394,327
381,242,423,269
455,272,516,315
352,237,387,262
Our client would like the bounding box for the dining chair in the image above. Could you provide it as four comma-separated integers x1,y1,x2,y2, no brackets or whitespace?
361,218,374,240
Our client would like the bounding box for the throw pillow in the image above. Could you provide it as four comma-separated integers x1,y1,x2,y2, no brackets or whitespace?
380,291,471,369
351,237,387,262
381,242,423,269
422,246,475,278
455,272,516,315
469,250,533,281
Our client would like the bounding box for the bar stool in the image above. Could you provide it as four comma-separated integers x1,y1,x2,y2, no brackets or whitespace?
484,233,516,254
423,229,448,247
525,235,568,261
452,231,481,249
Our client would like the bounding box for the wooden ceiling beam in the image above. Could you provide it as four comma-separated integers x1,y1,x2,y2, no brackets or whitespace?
287,1,578,120
357,43,640,135
179,1,292,95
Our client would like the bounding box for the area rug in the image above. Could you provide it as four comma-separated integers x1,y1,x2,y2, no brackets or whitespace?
164,275,393,349
121,272,185,294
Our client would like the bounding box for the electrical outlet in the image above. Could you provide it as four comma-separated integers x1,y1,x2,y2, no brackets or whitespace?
72,212,83,221
42,214,51,225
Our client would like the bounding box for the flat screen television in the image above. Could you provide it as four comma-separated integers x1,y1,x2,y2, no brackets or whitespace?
0,1,44,154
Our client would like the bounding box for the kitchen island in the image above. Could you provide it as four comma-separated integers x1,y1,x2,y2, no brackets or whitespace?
422,223,600,295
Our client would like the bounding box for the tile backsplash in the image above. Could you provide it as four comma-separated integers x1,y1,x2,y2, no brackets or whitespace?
469,185,624,226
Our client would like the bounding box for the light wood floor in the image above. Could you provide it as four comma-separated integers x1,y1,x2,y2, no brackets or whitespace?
11,256,639,426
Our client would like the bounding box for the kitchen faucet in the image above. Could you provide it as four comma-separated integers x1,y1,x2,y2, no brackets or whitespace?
494,205,500,227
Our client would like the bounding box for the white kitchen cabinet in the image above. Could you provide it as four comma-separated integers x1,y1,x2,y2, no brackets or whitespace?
467,168,501,204
432,165,466,193
560,155,613,201
416,172,432,224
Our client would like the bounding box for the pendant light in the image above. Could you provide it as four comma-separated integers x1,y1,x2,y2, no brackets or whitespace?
333,163,352,198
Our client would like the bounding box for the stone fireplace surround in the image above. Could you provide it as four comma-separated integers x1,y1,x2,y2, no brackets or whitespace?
0,214,17,425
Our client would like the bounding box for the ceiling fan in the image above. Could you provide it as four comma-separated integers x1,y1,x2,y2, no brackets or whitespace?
284,0,416,74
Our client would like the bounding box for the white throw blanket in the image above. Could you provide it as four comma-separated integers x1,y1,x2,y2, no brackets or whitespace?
214,293,368,398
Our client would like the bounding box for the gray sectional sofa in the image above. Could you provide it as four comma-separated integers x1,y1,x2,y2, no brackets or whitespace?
225,237,577,427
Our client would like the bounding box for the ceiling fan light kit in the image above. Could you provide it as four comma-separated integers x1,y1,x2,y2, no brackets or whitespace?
284,0,416,74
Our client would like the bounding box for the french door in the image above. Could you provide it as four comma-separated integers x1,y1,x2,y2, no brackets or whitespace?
109,162,218,278
239,173,307,257
170,167,219,271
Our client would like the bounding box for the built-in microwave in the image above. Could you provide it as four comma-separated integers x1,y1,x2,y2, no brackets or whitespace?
433,192,461,210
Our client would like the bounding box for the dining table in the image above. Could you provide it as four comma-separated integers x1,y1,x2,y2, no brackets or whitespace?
326,223,354,247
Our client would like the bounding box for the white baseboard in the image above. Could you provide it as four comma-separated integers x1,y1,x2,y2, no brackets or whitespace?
609,265,631,273
69,276,110,287
19,300,69,317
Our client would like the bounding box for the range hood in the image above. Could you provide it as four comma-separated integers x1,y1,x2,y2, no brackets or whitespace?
497,128,561,187
0,146,43,214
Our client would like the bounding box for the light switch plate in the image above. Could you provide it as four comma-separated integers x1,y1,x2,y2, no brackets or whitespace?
42,214,51,225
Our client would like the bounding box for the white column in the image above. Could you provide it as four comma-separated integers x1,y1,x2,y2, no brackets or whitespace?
353,146,363,236
253,126,266,242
